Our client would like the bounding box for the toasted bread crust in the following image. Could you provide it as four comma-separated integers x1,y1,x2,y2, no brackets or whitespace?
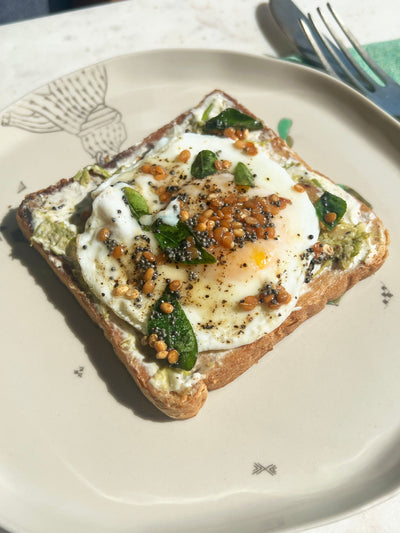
16,90,389,419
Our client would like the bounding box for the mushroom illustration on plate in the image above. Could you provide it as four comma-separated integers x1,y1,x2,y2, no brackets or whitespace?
1,65,127,163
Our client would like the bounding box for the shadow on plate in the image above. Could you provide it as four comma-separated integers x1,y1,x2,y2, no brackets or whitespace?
255,2,297,58
1,208,171,423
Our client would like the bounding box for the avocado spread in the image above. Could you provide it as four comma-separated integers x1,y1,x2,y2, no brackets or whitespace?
32,218,76,256
73,164,111,185
320,221,368,269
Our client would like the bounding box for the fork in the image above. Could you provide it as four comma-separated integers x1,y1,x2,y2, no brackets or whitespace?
299,3,400,119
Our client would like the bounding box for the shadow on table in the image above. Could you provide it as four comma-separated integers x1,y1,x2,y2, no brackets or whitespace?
255,2,297,58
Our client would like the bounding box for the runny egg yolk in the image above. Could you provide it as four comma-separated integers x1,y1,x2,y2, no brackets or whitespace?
253,249,268,269
184,208,291,287
175,174,293,284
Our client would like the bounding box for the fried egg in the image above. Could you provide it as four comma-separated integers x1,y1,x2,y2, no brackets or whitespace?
77,131,319,352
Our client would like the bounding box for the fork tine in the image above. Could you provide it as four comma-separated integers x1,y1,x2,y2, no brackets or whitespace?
327,3,390,84
300,17,368,93
316,6,376,90
298,19,337,76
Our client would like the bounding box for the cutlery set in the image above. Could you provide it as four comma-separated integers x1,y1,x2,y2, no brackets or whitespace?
270,0,400,119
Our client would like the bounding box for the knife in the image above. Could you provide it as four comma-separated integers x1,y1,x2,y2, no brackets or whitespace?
269,0,346,68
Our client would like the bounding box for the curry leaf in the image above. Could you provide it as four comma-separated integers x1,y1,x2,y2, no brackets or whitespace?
188,244,216,265
152,220,191,248
204,108,263,132
123,187,149,220
191,150,218,179
148,286,198,371
315,191,347,230
152,220,216,265
234,162,255,187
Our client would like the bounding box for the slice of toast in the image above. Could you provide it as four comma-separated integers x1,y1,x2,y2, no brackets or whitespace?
17,90,389,419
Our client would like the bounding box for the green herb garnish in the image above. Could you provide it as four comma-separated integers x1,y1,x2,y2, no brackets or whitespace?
204,108,263,133
152,220,190,248
234,162,255,187
122,187,215,264
148,286,198,371
191,150,218,179
152,220,216,265
315,191,347,230
123,187,149,220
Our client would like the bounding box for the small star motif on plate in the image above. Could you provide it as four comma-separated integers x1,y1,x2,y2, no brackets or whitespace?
381,283,393,307
74,366,84,377
17,181,27,193
252,462,277,476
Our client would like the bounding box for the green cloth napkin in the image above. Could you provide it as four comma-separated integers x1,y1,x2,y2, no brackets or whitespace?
361,39,400,83
286,38,400,83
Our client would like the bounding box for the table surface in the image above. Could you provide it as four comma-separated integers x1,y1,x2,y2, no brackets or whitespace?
1,0,399,531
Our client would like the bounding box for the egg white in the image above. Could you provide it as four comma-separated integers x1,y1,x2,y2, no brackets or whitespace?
77,132,319,352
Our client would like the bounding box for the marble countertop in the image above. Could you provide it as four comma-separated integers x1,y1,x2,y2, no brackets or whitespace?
1,0,398,110
1,1,399,531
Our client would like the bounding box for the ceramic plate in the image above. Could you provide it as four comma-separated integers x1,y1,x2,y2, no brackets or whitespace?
1,50,399,533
